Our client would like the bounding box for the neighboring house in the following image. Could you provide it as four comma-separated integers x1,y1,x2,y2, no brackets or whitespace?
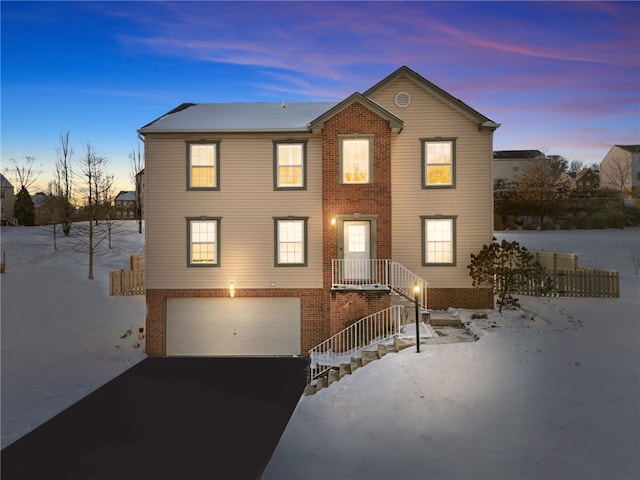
600,145,640,195
138,66,500,358
114,191,138,219
493,150,544,190
575,168,600,192
0,174,16,225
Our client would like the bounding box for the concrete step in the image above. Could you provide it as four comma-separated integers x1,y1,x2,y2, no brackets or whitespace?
328,368,340,386
361,350,380,366
350,357,362,372
339,363,352,379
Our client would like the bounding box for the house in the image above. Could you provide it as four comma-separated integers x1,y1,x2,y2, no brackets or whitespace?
575,168,600,193
138,66,500,358
0,174,16,226
493,150,544,190
600,145,640,195
114,191,138,219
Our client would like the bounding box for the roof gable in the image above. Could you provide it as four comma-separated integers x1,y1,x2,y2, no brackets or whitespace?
308,92,403,133
364,66,499,131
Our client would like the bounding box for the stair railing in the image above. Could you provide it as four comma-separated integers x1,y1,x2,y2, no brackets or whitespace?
308,304,408,383
389,261,428,311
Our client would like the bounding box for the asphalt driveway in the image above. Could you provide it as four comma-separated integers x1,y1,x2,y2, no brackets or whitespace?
1,357,309,480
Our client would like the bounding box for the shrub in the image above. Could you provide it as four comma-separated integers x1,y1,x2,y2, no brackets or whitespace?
590,212,608,229
523,220,537,230
609,211,625,229
542,218,556,230
505,216,518,230
576,211,590,229
494,215,504,231
560,213,575,230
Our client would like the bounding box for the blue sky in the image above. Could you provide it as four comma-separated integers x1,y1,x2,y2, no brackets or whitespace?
2,1,639,192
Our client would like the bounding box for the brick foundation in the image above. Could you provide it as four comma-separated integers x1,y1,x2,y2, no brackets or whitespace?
329,290,391,335
426,287,494,310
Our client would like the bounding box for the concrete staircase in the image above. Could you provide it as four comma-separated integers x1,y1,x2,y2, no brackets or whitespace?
304,336,417,396
304,308,474,396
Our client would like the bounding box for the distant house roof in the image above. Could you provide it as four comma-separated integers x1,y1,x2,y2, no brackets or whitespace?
493,150,544,159
115,191,137,202
0,173,13,189
31,193,51,208
139,102,339,134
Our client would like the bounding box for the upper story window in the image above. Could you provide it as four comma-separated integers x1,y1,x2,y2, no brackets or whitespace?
422,215,456,266
340,136,373,184
422,138,456,188
187,141,220,190
274,217,307,266
274,141,306,190
187,217,220,266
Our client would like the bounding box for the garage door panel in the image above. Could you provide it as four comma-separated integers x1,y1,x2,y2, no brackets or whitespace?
166,298,301,356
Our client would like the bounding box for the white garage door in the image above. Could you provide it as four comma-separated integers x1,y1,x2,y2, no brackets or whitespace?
166,297,301,356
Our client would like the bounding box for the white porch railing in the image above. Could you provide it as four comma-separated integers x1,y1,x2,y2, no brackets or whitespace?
309,305,409,382
332,259,428,309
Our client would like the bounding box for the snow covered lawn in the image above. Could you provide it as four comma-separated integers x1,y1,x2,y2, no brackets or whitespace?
264,229,640,480
1,222,146,448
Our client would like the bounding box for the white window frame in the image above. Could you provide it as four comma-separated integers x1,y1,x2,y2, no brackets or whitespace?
274,217,307,266
187,217,220,267
340,136,373,184
422,216,456,266
274,141,306,190
187,141,220,190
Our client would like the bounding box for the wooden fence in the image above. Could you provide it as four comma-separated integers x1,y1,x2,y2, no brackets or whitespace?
109,255,145,296
497,268,619,298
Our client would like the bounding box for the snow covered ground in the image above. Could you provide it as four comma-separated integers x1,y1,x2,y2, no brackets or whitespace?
264,229,640,480
1,221,146,448
2,226,639,479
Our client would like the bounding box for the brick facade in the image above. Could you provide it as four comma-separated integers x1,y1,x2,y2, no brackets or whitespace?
427,287,494,310
321,102,394,336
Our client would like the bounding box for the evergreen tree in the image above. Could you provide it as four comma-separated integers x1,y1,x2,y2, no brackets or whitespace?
468,238,552,312
14,186,35,226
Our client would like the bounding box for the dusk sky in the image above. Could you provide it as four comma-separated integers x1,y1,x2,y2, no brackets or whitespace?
2,1,639,192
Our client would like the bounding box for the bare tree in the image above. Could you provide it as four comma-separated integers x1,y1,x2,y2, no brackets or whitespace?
602,154,631,226
7,155,42,191
78,142,112,280
129,143,144,234
54,130,75,236
513,155,571,229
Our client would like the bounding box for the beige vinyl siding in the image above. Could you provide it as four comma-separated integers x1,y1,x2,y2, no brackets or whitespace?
370,76,494,288
145,133,323,289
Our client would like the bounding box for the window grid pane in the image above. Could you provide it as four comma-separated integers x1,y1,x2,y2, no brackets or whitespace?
277,144,304,187
191,221,217,264
425,141,452,186
278,220,304,264
343,139,369,183
425,219,453,264
347,225,366,253
190,144,216,187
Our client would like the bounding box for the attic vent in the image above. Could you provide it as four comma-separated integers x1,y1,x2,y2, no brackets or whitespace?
394,92,411,108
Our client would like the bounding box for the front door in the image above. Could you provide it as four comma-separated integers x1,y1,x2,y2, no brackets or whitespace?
343,220,371,281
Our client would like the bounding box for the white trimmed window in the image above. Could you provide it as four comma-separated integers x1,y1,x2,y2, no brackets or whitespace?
187,141,219,189
341,137,372,184
422,139,455,188
422,216,456,265
188,218,220,266
274,142,306,189
275,218,307,266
